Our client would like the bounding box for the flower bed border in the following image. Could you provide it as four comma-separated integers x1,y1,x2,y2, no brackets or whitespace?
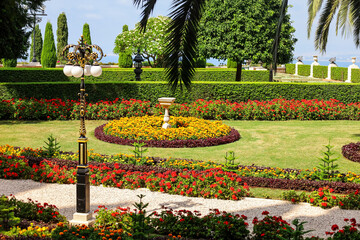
342,142,360,163
94,123,241,148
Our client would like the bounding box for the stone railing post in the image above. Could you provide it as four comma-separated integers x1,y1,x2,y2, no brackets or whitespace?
346,57,359,83
310,55,320,78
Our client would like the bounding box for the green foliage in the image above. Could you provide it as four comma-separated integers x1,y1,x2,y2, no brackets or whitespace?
42,134,61,158
114,16,170,68
227,59,237,68
118,24,133,68
298,64,311,76
285,64,295,74
331,67,348,81
123,194,154,239
351,68,360,83
0,68,269,83
0,0,46,59
194,58,206,68
132,142,148,159
41,22,57,68
313,65,328,79
29,24,42,63
223,151,238,171
315,141,339,181
82,23,92,45
1,59,17,68
199,0,297,68
2,81,360,104
56,12,68,62
281,190,307,204
0,195,20,231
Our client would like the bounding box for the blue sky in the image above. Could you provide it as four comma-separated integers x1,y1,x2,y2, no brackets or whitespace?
31,0,359,65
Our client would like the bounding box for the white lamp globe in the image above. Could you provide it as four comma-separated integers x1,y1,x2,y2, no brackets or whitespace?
91,65,102,77
71,65,83,78
63,65,73,77
84,64,92,76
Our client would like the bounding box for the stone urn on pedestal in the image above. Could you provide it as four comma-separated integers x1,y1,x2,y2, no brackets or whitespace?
310,55,320,78
158,97,176,129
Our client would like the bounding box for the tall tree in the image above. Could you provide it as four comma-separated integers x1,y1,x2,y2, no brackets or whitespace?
198,0,296,81
41,22,57,68
307,0,360,52
56,12,68,62
0,0,46,59
117,25,133,68
82,23,92,45
29,24,43,63
114,16,170,68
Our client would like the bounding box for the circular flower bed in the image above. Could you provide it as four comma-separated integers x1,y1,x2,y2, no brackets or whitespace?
95,116,240,148
342,142,360,163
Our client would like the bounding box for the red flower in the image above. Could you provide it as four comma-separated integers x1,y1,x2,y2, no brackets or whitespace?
321,202,327,207
331,224,339,231
262,211,269,215
318,192,324,197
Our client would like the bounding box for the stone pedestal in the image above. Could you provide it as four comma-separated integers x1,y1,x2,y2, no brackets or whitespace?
327,63,337,79
69,212,95,226
346,57,359,83
158,97,176,129
27,62,41,67
310,56,320,78
294,61,304,75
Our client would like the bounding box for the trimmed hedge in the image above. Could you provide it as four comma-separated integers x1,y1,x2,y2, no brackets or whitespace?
297,64,310,76
2,82,360,103
352,68,360,83
331,67,347,81
0,68,269,83
312,65,328,79
285,64,295,74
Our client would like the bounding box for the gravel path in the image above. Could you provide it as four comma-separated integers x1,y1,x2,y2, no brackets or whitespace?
1,179,359,238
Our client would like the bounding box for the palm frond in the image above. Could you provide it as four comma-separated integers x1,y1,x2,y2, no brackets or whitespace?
272,0,288,74
164,0,206,92
307,0,324,38
350,0,360,46
133,0,158,32
336,0,352,37
314,0,340,52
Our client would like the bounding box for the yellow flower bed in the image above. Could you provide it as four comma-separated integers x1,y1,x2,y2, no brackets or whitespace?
103,116,232,141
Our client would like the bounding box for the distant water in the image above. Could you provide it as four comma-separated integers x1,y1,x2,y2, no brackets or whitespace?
291,60,353,68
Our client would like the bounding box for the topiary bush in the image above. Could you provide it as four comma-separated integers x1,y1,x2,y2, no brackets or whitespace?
41,22,57,68
285,64,295,74
297,64,310,76
118,52,133,68
313,65,328,79
331,67,348,81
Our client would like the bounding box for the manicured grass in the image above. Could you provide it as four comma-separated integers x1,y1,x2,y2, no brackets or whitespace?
0,120,359,173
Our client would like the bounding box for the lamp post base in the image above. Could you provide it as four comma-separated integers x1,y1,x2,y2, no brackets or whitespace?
69,212,95,226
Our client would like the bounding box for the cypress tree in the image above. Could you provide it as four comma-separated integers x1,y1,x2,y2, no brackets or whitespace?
41,22,57,68
56,12,68,62
118,25,133,68
29,24,43,63
82,23,92,45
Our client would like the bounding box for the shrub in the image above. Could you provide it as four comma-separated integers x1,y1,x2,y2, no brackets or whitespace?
331,67,348,81
313,65,328,79
2,59,17,68
285,64,295,74
298,64,310,76
41,22,57,68
352,68,360,83
2,82,360,104
118,52,132,68
227,59,237,68
0,68,269,82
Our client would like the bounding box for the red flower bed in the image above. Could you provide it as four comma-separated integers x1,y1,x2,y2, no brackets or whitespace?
94,123,240,148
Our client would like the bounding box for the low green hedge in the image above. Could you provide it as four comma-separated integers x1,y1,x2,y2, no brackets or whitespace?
313,65,328,79
331,67,347,81
285,64,295,74
0,68,269,82
298,65,310,76
352,69,360,83
1,81,360,103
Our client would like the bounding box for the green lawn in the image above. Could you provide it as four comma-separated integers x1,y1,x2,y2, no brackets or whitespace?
0,120,359,173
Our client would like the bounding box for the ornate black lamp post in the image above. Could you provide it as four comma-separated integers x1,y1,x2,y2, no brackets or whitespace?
29,5,47,62
62,35,104,225
133,48,144,81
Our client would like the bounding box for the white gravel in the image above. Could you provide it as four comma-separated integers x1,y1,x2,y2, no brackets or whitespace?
1,179,359,238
